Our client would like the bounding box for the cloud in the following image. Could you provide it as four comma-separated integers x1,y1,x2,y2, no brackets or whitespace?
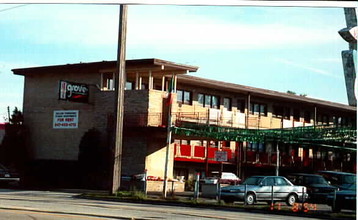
273,58,341,78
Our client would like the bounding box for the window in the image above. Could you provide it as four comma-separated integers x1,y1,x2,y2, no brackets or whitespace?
223,97,231,110
283,107,290,119
248,142,265,152
293,109,300,121
250,102,267,116
237,99,245,113
101,72,114,90
304,111,311,123
198,93,220,109
198,93,204,105
275,177,289,186
263,177,275,186
177,90,192,105
273,105,283,118
125,81,134,90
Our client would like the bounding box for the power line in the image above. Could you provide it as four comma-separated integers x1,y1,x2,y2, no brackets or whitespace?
0,4,27,13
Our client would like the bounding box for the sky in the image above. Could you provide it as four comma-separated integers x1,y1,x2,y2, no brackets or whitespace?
0,3,353,122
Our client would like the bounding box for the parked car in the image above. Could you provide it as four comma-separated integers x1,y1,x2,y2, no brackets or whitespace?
286,173,337,203
202,172,241,185
326,184,356,212
0,163,20,186
220,176,307,206
318,171,356,190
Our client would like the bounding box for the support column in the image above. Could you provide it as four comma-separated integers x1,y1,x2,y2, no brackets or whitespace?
174,75,178,92
162,76,165,91
148,70,152,90
135,71,139,90
139,76,142,90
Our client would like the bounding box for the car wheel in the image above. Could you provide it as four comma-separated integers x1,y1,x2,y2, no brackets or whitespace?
246,193,255,205
286,194,297,206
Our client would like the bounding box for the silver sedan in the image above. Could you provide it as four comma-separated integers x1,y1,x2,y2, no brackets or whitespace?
220,176,307,206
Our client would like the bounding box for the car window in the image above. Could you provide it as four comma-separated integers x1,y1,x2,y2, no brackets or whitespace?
242,177,264,185
262,177,275,186
276,177,289,186
305,176,328,185
342,175,356,184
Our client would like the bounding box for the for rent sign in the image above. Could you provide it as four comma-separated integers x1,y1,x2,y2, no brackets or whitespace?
53,110,79,129
59,80,89,103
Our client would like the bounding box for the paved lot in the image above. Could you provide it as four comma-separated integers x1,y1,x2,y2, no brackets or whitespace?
0,189,355,219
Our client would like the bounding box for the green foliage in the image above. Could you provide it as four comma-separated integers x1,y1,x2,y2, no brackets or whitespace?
115,191,147,200
287,90,296,95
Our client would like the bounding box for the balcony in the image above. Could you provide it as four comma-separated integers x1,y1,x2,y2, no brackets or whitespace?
174,144,235,164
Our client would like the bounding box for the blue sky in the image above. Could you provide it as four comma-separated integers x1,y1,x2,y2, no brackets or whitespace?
0,4,352,122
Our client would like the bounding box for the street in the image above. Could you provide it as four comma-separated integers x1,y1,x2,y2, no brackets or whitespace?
0,189,347,220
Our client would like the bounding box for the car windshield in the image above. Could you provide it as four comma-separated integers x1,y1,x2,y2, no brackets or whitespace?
242,177,264,185
305,176,328,184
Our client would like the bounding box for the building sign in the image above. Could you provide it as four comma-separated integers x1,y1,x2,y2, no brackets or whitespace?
215,151,228,162
59,80,89,103
53,110,79,129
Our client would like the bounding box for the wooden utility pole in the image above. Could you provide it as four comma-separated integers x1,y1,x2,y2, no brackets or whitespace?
112,4,128,194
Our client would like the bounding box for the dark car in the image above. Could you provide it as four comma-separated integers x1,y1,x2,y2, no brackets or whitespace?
318,171,356,190
221,176,307,206
326,184,356,212
0,163,20,186
286,173,337,203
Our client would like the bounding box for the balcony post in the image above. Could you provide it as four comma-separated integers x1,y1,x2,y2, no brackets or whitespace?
162,76,165,91
135,71,139,90
148,70,152,90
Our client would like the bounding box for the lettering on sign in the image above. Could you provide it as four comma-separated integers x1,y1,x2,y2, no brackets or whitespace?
53,110,79,129
59,80,89,103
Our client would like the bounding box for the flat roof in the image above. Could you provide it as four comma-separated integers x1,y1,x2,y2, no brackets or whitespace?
12,58,199,76
178,75,356,113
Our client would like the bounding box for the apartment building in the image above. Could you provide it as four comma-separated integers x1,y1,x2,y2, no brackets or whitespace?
12,58,356,188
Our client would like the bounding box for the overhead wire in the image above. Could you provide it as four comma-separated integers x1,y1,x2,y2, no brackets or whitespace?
0,4,28,13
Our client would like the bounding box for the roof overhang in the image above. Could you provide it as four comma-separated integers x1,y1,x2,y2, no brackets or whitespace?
12,58,199,77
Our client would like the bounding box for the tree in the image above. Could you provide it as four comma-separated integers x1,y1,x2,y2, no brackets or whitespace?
287,90,296,95
9,107,23,125
0,107,27,177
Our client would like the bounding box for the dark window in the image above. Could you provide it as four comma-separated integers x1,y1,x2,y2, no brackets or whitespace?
177,90,183,103
183,91,191,105
198,93,204,105
293,109,300,121
273,105,283,118
223,97,231,110
283,107,290,119
304,111,311,123
177,90,192,105
237,99,245,113
205,95,211,108
250,102,267,116
211,96,219,109
263,177,275,186
198,93,220,109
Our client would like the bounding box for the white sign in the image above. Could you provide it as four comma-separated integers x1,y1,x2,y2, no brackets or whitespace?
53,110,79,129
215,151,228,162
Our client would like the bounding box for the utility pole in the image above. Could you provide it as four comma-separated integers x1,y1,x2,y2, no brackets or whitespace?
163,75,174,198
339,8,357,106
112,4,128,195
